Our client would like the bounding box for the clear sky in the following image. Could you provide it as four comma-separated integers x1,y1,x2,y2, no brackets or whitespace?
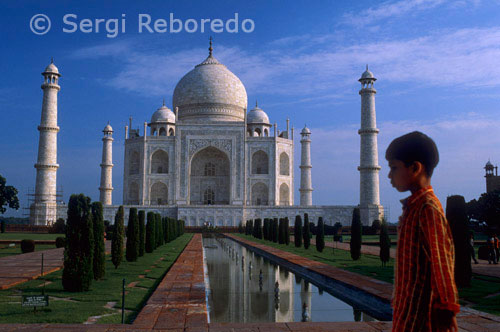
2,0,500,222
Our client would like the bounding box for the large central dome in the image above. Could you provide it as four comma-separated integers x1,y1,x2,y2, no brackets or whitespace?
172,48,247,122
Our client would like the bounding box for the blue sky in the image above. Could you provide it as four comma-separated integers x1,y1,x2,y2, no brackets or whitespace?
2,0,500,222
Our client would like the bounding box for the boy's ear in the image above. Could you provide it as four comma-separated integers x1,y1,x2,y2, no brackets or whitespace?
411,161,425,176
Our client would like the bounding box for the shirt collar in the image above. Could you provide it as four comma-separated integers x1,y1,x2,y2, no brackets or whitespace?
400,185,434,209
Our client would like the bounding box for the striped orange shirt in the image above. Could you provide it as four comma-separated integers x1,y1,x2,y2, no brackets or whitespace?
392,186,460,332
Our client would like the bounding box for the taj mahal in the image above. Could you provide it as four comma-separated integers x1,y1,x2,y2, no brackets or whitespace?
29,41,383,227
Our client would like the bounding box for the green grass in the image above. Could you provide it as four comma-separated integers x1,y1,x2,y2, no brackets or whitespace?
336,234,398,243
0,244,57,258
234,234,500,316
0,233,63,241
0,233,193,324
234,234,395,283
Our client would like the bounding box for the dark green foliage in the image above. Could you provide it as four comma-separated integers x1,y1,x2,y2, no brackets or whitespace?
111,206,125,269
169,218,175,242
303,214,310,249
49,218,66,234
467,189,500,229
91,202,106,280
0,220,5,233
371,220,381,234
126,208,139,262
278,218,285,244
294,215,302,247
379,218,391,267
21,239,35,253
138,210,145,257
154,214,160,248
446,195,472,287
273,218,279,243
316,217,325,252
350,207,362,261
145,212,155,253
285,217,290,245
254,219,263,239
238,221,244,234
63,194,94,292
263,219,269,240
0,174,20,214
333,222,343,235
163,217,168,243
55,236,66,248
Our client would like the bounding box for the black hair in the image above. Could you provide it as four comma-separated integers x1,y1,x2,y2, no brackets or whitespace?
385,131,439,177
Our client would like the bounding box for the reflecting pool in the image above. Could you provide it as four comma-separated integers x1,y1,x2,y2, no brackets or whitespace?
203,236,376,323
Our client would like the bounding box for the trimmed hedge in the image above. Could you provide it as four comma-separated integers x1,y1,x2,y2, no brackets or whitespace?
21,239,35,253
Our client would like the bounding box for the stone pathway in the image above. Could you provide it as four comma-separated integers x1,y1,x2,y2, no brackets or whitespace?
132,233,208,330
0,241,112,290
296,236,500,278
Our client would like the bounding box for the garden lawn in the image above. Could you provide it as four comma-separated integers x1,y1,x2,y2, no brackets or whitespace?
0,233,63,241
234,233,500,316
0,244,57,258
0,233,193,324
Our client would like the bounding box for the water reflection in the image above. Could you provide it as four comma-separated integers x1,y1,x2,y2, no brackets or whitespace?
203,237,376,323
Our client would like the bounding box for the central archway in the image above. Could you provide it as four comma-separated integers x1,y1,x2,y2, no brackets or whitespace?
189,146,230,205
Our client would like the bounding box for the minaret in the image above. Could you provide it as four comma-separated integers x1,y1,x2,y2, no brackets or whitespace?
299,125,313,206
99,123,114,205
30,60,61,225
358,65,381,225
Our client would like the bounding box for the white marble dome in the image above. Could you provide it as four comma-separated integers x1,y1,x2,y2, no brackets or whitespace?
360,66,375,80
172,54,247,121
247,104,269,124
44,62,59,74
103,123,113,132
151,104,175,123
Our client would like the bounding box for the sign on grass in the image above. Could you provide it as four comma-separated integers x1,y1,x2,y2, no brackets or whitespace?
22,295,49,307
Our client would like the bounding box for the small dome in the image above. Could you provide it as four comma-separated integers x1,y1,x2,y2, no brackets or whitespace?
359,65,375,81
103,123,113,132
301,125,311,135
485,160,494,168
151,104,175,124
44,61,59,74
247,104,270,124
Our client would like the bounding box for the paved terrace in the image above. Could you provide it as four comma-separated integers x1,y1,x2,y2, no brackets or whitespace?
0,241,112,290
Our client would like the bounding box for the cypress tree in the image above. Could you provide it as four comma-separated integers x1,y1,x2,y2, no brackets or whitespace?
111,206,124,269
303,213,310,249
350,207,362,261
145,212,155,253
63,194,94,291
163,217,169,243
126,208,139,262
294,215,302,247
262,219,268,240
379,218,391,267
279,218,286,244
285,217,290,245
157,214,164,246
273,218,279,243
316,217,325,252
169,218,175,241
446,195,472,287
254,219,263,239
138,210,145,257
1,220,5,233
91,201,105,280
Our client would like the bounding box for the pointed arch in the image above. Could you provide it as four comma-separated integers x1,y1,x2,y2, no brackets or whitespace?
251,182,268,206
279,152,290,176
151,149,168,174
150,182,168,205
129,151,140,175
129,182,139,205
279,183,290,206
252,150,269,174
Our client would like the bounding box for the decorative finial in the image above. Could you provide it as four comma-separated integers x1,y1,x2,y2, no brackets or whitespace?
107,120,110,125
366,64,368,71
51,57,54,64
162,98,165,106
255,100,258,108
209,36,213,57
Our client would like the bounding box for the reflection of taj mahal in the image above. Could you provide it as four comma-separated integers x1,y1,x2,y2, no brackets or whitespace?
30,41,383,226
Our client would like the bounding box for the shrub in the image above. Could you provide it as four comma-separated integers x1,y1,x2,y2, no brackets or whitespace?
111,206,125,269
294,215,302,247
316,217,325,252
49,218,66,234
21,239,35,253
446,195,472,287
91,202,106,280
55,236,66,248
163,217,169,243
303,213,310,249
285,217,290,245
379,218,391,267
138,210,145,257
145,212,155,253
278,218,285,244
254,219,263,239
126,208,139,262
272,218,278,243
63,194,94,292
0,220,5,233
350,207,362,261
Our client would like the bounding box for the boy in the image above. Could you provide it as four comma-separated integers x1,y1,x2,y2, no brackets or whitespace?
386,131,459,332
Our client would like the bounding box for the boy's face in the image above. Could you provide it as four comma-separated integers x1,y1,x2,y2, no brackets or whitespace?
388,159,414,192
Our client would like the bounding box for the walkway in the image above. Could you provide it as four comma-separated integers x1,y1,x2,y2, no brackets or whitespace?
0,241,112,290
296,236,500,278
